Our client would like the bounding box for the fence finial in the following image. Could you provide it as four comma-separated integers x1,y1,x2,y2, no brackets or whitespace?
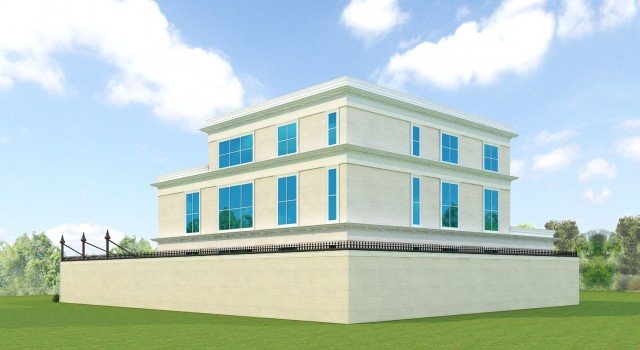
60,235,65,244
81,232,86,259
105,230,111,240
81,233,86,242
105,230,110,259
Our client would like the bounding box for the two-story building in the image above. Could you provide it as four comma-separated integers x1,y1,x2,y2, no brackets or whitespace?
60,77,579,323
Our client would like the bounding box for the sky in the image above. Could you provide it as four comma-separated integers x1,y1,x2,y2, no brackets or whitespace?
0,0,639,247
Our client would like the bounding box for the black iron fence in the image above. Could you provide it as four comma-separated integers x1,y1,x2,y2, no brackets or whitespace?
60,232,577,262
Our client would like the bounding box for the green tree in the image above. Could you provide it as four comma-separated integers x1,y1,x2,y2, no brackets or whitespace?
580,233,617,290
616,215,640,274
110,235,155,255
545,220,579,251
0,232,60,296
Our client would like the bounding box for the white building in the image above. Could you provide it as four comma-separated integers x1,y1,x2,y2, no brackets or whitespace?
60,77,579,323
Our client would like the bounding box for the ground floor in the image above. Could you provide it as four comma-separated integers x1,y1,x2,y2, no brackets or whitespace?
60,248,578,324
2,292,639,349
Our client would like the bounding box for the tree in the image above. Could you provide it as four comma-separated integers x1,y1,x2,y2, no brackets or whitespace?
0,232,60,296
545,220,579,251
110,235,155,255
580,233,617,290
616,215,640,275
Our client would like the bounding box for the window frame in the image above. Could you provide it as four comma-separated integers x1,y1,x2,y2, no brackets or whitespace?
483,187,500,232
217,132,255,169
217,180,255,233
440,180,460,230
440,132,459,165
411,176,421,227
276,121,299,157
327,110,339,147
411,125,421,157
483,143,499,173
276,173,299,227
327,167,339,222
185,190,201,234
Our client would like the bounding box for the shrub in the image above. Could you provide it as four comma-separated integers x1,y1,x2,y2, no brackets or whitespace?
52,294,59,302
629,276,640,291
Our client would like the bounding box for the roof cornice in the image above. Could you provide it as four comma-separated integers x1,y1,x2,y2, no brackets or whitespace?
200,76,517,138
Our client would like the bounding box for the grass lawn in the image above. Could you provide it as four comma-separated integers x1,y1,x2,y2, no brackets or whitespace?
1,292,639,349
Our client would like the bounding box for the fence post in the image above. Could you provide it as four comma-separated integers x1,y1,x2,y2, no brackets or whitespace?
105,230,110,259
60,235,65,261
81,232,86,259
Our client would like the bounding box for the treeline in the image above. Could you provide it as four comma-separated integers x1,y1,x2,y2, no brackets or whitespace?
0,232,154,296
546,215,640,291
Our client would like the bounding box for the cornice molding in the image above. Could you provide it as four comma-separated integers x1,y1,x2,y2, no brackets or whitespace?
151,144,518,189
200,77,517,138
152,222,555,245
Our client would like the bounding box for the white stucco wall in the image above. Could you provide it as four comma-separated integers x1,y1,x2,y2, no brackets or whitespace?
60,251,578,324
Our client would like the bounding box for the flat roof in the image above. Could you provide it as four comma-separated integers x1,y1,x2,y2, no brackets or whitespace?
200,76,517,137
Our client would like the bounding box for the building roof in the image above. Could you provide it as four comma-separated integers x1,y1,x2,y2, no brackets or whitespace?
200,76,517,138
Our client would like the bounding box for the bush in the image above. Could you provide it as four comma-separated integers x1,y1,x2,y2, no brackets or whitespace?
629,276,640,291
52,294,59,302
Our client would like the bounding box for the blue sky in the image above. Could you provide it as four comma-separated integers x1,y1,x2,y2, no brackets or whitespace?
0,0,639,245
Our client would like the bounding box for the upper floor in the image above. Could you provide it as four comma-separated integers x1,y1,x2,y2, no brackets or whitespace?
199,77,515,179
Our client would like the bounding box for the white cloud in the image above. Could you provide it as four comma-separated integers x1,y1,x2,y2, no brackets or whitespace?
617,119,640,130
535,129,578,145
0,228,5,241
615,135,640,161
0,0,244,129
456,5,472,21
45,223,128,255
341,0,408,41
577,158,617,182
583,187,612,204
557,0,595,38
600,0,638,29
532,145,580,171
511,159,527,178
378,0,555,89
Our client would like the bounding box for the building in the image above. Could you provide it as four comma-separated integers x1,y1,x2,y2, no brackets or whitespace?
60,77,579,323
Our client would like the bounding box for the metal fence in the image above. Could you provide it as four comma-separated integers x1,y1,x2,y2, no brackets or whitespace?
60,232,577,262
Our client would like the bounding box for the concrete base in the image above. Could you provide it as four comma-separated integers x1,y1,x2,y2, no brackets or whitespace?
60,251,579,324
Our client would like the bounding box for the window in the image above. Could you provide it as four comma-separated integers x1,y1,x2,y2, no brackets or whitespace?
441,182,459,228
484,144,499,172
484,189,499,231
441,133,459,164
328,112,338,146
328,168,338,221
186,192,200,233
278,122,297,156
219,135,253,168
219,183,253,230
412,126,420,156
412,177,420,226
278,175,297,225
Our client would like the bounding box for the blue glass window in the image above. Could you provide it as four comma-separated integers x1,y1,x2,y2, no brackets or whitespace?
412,126,420,156
328,112,338,146
219,135,253,168
412,177,420,226
186,192,200,233
441,182,459,228
484,189,499,231
441,133,458,164
484,144,499,172
219,183,253,230
278,175,297,225
328,168,338,221
278,122,297,156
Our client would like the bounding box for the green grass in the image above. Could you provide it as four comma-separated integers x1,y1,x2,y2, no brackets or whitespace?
1,292,639,349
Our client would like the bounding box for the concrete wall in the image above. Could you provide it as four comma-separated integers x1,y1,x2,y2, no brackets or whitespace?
299,167,326,226
255,126,277,162
459,135,483,169
299,113,326,153
60,251,578,324
61,252,350,323
158,193,183,239
254,176,277,229
348,251,579,323
346,107,410,155
346,164,410,226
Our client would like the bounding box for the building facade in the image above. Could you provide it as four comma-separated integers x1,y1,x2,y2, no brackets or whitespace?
153,77,550,250
60,77,578,323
